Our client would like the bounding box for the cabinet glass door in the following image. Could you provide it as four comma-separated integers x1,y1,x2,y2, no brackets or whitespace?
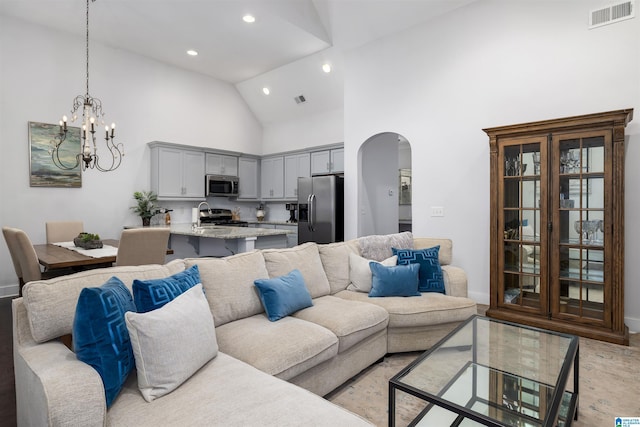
499,138,547,313
552,131,610,326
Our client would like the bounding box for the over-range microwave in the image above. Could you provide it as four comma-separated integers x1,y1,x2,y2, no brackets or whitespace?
206,175,239,197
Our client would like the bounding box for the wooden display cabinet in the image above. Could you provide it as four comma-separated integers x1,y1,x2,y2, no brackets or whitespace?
484,109,633,345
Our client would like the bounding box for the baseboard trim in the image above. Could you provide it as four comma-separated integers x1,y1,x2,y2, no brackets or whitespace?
0,284,19,298
468,290,489,305
625,316,640,334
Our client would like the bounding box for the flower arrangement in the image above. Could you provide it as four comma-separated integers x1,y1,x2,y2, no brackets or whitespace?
131,191,163,226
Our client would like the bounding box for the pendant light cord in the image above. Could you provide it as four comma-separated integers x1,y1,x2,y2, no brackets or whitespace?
85,0,92,97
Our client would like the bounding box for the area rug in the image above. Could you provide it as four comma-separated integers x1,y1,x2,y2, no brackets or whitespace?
327,332,640,426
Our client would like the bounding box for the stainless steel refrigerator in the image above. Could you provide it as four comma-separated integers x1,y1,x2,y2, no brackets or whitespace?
298,175,344,244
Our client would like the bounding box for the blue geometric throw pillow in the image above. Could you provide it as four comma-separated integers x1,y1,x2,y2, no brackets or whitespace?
73,276,136,408
392,246,445,294
133,265,201,313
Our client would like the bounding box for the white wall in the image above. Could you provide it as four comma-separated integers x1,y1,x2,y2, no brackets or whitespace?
0,15,262,295
343,0,640,329
262,108,343,154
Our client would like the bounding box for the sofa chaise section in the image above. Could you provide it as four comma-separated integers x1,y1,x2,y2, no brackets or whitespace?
107,352,372,427
319,237,477,352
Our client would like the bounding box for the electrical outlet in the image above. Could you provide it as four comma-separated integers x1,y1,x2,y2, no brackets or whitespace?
431,206,444,217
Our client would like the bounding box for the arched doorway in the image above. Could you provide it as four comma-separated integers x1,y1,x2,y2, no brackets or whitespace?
358,132,412,236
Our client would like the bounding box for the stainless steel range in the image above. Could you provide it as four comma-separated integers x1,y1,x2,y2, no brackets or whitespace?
199,209,248,227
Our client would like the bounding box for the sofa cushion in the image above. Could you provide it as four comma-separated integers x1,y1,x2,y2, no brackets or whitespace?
369,262,421,297
132,264,201,313
185,251,268,327
393,246,445,294
335,290,477,328
125,284,218,402
413,237,453,265
254,269,313,321
72,276,136,408
107,353,373,426
262,243,331,298
357,231,413,261
318,240,360,294
23,260,186,343
214,314,338,380
347,252,397,293
293,295,389,353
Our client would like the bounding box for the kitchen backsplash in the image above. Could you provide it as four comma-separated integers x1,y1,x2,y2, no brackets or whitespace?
150,197,291,225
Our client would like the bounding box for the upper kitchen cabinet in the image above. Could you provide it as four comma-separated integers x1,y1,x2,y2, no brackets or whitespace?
238,157,259,199
311,148,344,175
206,153,238,176
261,156,284,199
150,142,205,200
284,153,310,199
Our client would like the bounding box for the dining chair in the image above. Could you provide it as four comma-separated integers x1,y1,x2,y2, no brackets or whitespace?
2,227,23,287
46,221,84,244
2,227,59,296
115,228,171,266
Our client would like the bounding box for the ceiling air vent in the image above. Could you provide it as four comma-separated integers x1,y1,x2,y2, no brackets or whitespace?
589,1,635,29
294,95,306,104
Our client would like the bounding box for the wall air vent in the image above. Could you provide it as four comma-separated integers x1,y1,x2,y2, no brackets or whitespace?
589,1,634,29
294,95,306,104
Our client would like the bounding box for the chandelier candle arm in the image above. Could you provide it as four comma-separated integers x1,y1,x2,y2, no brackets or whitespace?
50,0,123,172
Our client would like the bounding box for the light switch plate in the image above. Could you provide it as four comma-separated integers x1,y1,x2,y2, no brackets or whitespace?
431,206,444,217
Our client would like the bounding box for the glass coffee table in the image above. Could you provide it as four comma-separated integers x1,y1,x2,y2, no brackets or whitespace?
389,315,578,426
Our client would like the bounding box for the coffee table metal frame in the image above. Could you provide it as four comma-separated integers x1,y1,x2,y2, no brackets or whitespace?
389,315,579,427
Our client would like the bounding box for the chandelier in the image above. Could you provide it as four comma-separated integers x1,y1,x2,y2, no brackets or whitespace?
51,0,124,172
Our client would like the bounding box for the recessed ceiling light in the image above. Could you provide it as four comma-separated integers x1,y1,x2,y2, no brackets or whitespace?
322,63,332,73
243,14,255,23
186,50,198,56
262,87,270,95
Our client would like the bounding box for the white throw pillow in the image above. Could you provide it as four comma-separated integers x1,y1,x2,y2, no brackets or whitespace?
125,283,218,402
347,252,397,293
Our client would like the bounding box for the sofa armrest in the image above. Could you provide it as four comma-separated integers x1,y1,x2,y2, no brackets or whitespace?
13,299,106,427
442,265,468,297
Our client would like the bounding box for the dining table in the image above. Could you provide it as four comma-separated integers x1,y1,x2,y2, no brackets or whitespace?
34,239,173,271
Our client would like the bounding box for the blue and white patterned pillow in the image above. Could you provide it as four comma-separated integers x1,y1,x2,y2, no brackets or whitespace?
392,246,445,294
132,265,201,313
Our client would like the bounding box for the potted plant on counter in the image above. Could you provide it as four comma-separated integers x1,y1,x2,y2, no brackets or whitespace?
131,191,163,226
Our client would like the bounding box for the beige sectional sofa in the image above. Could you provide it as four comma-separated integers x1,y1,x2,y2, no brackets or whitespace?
13,235,476,426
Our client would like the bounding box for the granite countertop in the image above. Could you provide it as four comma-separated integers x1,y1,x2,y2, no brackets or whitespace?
246,220,298,226
169,223,292,239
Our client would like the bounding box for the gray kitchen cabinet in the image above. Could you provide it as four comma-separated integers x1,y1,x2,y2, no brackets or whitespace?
252,223,298,247
284,153,310,199
150,144,205,200
238,157,259,199
276,224,298,247
260,156,284,199
311,148,344,175
205,153,238,176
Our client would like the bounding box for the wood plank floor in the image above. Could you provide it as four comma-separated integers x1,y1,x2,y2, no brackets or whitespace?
0,297,16,427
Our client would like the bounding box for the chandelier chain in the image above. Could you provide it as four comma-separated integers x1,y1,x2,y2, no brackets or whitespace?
85,0,90,96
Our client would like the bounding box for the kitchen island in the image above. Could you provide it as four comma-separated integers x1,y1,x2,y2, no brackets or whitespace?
140,224,292,259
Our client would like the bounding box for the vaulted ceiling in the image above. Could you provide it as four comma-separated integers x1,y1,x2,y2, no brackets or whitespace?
0,0,477,123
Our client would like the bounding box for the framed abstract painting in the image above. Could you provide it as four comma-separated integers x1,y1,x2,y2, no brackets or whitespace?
28,121,82,188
